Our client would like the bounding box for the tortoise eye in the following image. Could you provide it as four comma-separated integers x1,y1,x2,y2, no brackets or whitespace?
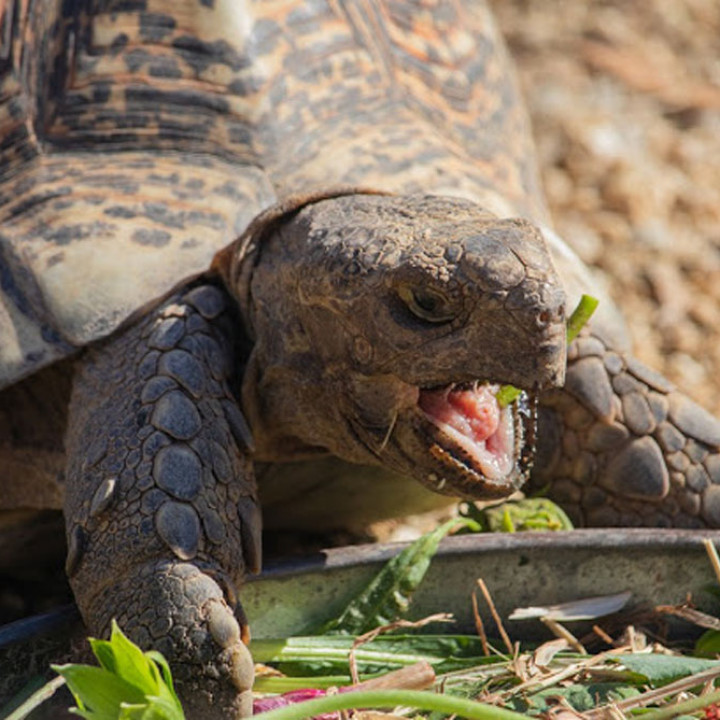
397,285,456,323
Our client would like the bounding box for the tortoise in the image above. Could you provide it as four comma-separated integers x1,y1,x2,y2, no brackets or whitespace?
2,0,720,716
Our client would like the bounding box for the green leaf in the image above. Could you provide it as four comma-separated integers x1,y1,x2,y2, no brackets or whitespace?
118,703,148,720
144,695,191,720
119,697,182,720
505,682,640,714
317,519,466,635
614,653,720,686
90,640,119,675
143,651,184,713
53,621,185,720
52,664,146,720
480,498,574,533
496,386,521,408
104,621,161,696
145,652,175,691
251,634,504,676
566,294,599,344
254,674,359,693
695,629,720,657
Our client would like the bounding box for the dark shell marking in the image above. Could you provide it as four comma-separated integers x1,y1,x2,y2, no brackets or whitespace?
0,0,543,388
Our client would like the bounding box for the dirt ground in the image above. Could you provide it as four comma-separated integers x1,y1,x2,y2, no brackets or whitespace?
491,0,720,417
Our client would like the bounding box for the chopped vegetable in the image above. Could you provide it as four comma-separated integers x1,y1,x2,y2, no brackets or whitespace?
495,385,521,408
251,634,500,678
253,662,435,716
318,518,471,635
566,293,600,344
15,517,720,720
251,688,530,720
461,497,574,533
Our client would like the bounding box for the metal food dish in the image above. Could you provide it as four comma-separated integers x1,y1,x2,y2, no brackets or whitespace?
2,528,720,717
245,528,720,639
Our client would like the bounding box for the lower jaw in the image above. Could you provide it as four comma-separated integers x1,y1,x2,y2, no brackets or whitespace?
421,448,526,499
417,393,537,500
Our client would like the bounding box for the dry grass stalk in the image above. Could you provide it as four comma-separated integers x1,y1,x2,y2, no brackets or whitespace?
475,578,514,656
532,639,571,670
543,695,589,720
704,539,720,586
592,625,616,646
540,617,587,655
655,603,720,631
347,613,452,684
352,662,436,693
498,647,630,702
471,589,490,656
618,625,647,653
584,664,720,719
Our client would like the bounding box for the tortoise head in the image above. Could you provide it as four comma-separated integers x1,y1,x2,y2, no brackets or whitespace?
218,192,566,500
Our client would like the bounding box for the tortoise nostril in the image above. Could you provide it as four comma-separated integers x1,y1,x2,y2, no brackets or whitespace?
537,309,551,327
536,302,566,331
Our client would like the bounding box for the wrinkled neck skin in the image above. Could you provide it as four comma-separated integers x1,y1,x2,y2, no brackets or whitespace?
243,345,416,466
232,194,567,500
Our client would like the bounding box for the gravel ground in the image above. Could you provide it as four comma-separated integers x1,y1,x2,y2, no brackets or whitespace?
491,0,720,417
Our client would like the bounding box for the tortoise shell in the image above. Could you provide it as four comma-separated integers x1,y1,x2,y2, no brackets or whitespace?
0,0,548,389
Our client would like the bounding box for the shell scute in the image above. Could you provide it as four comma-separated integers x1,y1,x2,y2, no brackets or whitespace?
1,0,543,389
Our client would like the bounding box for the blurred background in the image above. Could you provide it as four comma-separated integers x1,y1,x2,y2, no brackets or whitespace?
491,0,720,416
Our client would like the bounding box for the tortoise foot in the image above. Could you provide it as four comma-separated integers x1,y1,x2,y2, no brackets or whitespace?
533,331,720,527
63,283,259,717
87,560,254,719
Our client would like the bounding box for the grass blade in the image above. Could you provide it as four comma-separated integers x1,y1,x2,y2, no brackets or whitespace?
251,634,503,676
251,688,529,720
566,294,599,343
1,676,67,720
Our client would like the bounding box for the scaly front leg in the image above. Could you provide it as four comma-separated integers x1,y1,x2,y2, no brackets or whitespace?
533,328,720,527
64,283,260,718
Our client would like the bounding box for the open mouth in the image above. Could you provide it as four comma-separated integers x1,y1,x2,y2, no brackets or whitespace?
417,382,535,496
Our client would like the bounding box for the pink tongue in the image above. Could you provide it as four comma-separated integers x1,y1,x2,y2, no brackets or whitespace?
419,386,500,443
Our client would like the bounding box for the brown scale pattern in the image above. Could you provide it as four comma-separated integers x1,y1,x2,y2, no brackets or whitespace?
63,283,257,715
532,329,720,527
0,0,545,386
